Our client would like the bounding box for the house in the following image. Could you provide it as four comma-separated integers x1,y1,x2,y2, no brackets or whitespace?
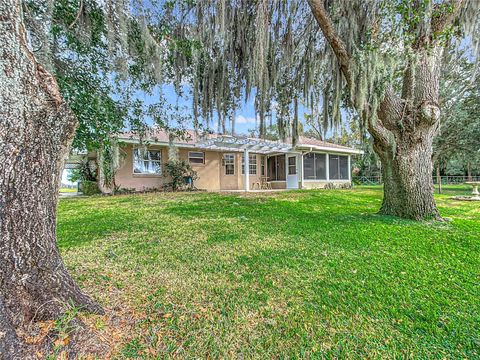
102,129,363,192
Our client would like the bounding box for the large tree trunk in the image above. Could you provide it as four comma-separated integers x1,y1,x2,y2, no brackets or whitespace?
375,128,439,219
365,46,444,220
0,1,102,357
307,0,465,220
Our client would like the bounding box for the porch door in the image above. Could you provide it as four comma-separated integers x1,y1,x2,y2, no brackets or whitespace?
267,155,286,181
286,155,299,189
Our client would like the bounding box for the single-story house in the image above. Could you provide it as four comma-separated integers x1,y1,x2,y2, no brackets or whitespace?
98,129,363,192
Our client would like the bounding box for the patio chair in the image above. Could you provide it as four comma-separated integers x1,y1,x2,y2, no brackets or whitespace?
251,181,261,190
261,176,272,190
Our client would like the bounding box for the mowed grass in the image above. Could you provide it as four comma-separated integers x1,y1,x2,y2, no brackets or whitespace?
59,187,78,193
57,186,480,359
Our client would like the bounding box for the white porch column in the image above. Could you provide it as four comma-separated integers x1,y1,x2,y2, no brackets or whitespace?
300,153,304,188
326,153,330,181
244,148,249,191
285,153,289,180
348,155,351,181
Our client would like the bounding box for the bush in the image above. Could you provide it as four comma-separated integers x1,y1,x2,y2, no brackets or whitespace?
324,182,336,189
163,160,198,191
68,159,97,182
80,180,100,196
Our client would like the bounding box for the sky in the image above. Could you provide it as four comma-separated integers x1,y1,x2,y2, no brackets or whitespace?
134,83,320,136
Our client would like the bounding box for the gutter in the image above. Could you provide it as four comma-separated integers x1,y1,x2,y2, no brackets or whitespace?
296,144,364,155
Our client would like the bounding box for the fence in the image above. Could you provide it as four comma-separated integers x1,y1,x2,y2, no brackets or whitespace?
353,175,480,185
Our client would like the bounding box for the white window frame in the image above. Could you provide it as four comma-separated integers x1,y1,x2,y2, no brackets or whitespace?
188,151,205,165
242,154,257,175
223,153,235,175
133,147,162,175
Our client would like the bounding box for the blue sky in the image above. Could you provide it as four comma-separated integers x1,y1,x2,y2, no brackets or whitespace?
135,83,315,136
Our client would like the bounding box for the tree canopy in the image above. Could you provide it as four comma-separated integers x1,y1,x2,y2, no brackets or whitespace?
153,0,480,142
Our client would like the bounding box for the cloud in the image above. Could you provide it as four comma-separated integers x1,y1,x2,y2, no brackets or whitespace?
235,115,257,124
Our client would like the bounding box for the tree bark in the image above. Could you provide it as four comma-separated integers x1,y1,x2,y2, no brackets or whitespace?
306,0,461,220
375,126,440,219
0,0,103,356
467,162,472,181
371,48,443,220
436,165,442,194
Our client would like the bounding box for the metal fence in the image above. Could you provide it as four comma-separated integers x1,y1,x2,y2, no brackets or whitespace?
433,175,480,184
353,175,480,185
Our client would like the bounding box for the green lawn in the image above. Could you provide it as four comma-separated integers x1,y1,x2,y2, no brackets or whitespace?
57,186,479,359
59,187,78,193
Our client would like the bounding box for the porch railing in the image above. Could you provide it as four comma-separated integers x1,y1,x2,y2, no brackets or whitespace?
353,175,480,185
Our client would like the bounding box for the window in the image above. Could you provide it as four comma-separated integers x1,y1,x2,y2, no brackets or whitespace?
288,156,296,175
223,153,235,175
188,151,205,164
267,155,286,181
242,154,257,175
303,153,326,180
133,148,162,174
329,154,349,180
261,156,265,176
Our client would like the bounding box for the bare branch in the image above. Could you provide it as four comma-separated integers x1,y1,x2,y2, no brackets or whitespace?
69,0,84,29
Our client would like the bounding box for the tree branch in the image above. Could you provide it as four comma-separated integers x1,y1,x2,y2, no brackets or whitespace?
414,0,466,48
431,0,465,34
306,0,353,88
307,0,403,141
69,0,84,29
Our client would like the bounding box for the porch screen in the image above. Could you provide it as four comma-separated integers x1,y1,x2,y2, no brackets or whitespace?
329,155,349,180
267,155,286,181
303,153,326,180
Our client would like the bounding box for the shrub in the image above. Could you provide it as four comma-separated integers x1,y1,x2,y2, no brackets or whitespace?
68,159,97,182
163,160,198,191
80,180,100,195
324,182,336,189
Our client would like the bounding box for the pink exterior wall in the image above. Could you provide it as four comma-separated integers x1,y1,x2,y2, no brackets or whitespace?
115,144,166,191
114,144,266,192
113,144,352,192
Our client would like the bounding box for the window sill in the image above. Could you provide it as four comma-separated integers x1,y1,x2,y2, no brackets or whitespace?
133,173,163,178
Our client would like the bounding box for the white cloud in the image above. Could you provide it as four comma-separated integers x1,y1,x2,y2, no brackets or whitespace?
235,115,257,124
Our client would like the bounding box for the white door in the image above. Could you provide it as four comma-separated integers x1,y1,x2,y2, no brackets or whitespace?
286,155,299,189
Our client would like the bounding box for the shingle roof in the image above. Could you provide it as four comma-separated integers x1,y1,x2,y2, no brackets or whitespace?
117,128,362,154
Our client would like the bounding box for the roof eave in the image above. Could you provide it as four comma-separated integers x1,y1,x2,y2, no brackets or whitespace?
296,144,364,155
117,136,364,155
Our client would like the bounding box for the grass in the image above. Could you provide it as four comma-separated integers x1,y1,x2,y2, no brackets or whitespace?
57,186,479,359
59,187,77,193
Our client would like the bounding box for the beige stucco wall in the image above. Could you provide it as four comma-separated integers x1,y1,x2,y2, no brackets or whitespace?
115,144,166,191
114,144,264,192
178,149,221,191
302,180,351,189
112,144,352,192
270,181,287,189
